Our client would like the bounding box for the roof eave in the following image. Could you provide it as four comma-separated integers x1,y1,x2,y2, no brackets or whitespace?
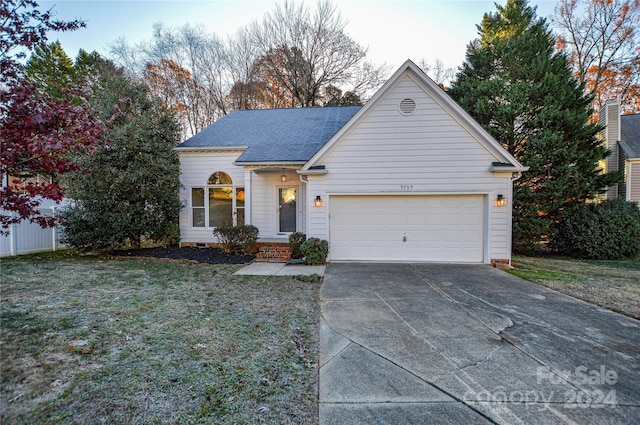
174,146,248,152
489,165,529,173
234,161,307,167
297,168,328,175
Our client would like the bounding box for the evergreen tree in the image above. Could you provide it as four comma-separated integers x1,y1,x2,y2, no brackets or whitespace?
25,41,76,99
61,58,182,250
448,0,621,250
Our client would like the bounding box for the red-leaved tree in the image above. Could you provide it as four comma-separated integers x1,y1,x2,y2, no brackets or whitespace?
1,0,107,232
0,81,107,229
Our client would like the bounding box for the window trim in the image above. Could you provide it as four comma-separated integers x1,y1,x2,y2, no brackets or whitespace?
190,184,244,228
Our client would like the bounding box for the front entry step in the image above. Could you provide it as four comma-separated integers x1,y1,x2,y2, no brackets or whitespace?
255,242,291,263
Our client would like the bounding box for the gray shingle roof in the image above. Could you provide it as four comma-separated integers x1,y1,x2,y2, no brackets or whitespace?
620,113,640,158
177,106,361,163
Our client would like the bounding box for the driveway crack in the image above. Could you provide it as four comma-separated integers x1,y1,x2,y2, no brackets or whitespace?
319,314,500,424
409,266,596,397
319,312,355,368
456,289,611,351
374,292,419,334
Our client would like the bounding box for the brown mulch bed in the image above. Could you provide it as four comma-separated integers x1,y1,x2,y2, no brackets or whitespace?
115,246,255,264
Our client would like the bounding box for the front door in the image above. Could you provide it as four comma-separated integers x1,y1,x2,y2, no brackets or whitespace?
278,187,297,233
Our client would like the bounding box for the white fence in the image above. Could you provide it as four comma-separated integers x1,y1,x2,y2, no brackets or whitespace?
0,199,66,257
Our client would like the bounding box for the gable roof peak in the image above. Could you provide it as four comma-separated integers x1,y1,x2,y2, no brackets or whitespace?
302,59,526,171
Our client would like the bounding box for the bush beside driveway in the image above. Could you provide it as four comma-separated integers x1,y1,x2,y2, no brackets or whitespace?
510,256,640,319
1,252,320,424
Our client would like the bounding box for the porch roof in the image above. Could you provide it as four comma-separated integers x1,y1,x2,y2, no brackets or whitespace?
176,106,361,163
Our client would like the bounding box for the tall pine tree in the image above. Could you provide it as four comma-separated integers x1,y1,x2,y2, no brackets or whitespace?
448,0,620,250
25,41,76,100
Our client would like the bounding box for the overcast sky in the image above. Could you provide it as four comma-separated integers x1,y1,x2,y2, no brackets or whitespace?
39,0,558,74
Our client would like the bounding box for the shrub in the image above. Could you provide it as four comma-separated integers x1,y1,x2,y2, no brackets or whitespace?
59,203,115,251
301,237,329,265
295,274,323,283
154,223,181,248
212,225,259,255
289,232,307,259
552,199,640,259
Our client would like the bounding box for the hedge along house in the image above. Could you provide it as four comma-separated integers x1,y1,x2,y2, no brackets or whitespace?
176,60,527,265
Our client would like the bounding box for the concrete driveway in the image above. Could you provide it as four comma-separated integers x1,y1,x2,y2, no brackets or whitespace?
319,263,640,424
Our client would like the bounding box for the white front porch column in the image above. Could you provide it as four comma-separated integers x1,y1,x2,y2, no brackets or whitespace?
244,169,253,225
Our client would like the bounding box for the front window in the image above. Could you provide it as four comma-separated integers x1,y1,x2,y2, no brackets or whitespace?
192,188,205,227
191,171,244,228
236,188,245,226
209,187,233,227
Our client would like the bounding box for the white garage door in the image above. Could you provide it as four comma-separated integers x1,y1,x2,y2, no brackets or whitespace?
330,195,485,262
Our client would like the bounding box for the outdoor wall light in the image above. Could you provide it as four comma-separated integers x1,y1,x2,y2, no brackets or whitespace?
495,194,508,207
314,195,323,207
281,169,287,183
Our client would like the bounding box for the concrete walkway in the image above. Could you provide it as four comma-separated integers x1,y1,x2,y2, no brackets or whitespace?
233,262,325,276
320,263,640,424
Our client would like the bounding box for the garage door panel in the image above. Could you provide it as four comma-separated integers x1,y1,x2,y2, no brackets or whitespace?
365,213,387,226
369,230,389,243
463,235,481,244
406,213,425,225
348,230,369,242
330,195,484,262
421,230,443,240
444,214,463,225
464,217,481,226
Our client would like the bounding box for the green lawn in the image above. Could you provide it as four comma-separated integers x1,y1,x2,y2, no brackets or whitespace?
510,255,640,319
1,251,320,424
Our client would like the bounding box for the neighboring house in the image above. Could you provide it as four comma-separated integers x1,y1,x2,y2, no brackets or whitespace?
176,60,527,265
600,101,640,204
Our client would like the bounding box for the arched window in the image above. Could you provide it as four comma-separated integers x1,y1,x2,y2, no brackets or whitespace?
191,171,244,228
208,171,232,185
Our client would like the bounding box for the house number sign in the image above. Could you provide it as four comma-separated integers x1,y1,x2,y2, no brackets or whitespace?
400,185,414,190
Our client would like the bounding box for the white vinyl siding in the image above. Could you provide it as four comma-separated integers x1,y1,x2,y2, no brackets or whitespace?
601,102,620,200
178,151,245,243
179,152,305,243
248,171,305,239
628,161,640,203
306,73,514,262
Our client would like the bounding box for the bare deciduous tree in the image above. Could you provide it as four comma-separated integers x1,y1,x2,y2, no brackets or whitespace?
553,0,640,114
418,58,456,88
249,0,386,107
225,26,265,110
109,0,388,137
111,23,230,137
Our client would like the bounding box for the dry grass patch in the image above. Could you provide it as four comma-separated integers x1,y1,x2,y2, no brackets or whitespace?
1,251,319,424
510,255,640,319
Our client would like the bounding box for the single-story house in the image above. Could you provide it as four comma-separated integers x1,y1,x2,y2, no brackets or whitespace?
600,101,640,203
176,60,527,265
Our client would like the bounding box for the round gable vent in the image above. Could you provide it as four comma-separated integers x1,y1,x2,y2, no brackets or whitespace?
399,98,416,115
